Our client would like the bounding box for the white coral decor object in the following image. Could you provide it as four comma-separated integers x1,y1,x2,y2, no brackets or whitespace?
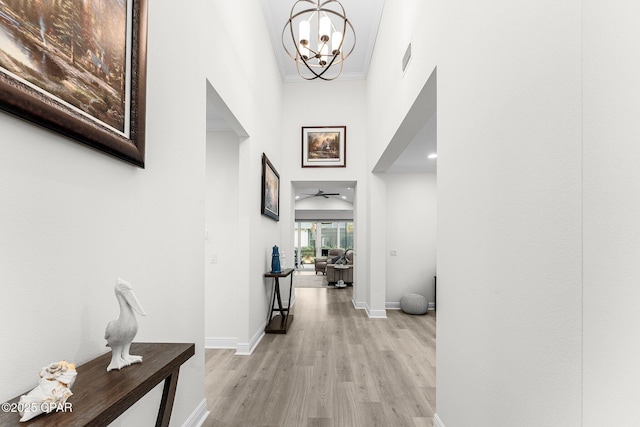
18,360,77,422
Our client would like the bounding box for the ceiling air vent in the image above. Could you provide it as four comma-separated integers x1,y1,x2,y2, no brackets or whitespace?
402,42,412,73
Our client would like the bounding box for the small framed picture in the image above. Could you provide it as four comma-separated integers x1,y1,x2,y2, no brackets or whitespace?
261,153,280,221
302,126,346,168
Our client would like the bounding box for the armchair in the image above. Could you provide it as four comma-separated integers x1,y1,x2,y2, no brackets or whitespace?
326,249,354,285
314,248,344,275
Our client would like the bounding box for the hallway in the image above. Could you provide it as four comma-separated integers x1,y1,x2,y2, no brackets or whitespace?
204,287,436,426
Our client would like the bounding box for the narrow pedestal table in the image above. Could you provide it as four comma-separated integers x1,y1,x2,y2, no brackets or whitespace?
0,342,195,427
333,264,350,288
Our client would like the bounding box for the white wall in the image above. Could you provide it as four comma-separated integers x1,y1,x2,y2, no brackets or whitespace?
0,1,207,425
368,1,640,425
384,173,437,306
437,1,583,425
365,0,439,319
281,80,370,309
203,1,284,352
205,131,240,348
583,2,640,425
369,1,584,426
366,0,438,167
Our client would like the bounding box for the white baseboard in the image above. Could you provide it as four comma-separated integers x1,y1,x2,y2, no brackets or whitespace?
434,413,445,427
237,293,296,356
181,399,209,427
352,298,366,310
206,293,296,356
236,322,266,355
367,307,387,318
352,299,387,318
385,301,436,311
204,337,236,349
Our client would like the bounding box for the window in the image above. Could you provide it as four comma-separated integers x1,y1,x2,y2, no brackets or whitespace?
294,220,353,268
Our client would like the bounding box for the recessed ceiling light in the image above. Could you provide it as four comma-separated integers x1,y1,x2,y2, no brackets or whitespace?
295,196,300,199
428,153,438,159
342,196,347,199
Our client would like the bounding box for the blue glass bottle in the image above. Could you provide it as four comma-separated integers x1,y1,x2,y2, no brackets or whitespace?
271,245,281,274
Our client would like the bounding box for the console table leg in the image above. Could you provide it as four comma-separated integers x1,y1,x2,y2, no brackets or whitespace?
274,277,283,312
156,369,180,427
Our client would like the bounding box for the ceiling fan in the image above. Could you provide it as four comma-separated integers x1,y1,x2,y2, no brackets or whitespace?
302,189,341,198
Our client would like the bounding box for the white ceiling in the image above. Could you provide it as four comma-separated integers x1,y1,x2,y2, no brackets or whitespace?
386,115,437,174
294,180,356,203
260,0,385,82
206,101,231,132
207,1,437,203
293,180,355,220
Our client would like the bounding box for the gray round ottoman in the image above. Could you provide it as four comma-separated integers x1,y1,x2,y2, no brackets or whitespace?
400,293,428,315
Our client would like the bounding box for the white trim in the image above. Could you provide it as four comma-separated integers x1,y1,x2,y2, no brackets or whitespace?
352,298,367,310
237,289,297,355
385,302,436,311
204,337,236,349
236,322,266,355
181,399,209,427
367,307,387,318
352,298,387,318
434,413,445,427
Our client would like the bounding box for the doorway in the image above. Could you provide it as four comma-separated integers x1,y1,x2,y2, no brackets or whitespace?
294,220,354,270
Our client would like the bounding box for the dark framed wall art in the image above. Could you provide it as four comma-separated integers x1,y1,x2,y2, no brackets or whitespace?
261,153,280,221
302,126,346,168
0,0,148,167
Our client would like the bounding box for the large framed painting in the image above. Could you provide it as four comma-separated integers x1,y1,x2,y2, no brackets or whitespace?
0,0,148,167
302,126,346,168
261,153,280,222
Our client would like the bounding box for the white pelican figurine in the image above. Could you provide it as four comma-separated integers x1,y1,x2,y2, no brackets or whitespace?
105,278,147,372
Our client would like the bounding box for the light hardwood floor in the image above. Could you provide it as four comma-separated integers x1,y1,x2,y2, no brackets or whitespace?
204,287,436,427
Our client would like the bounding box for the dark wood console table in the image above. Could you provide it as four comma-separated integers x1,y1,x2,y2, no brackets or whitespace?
0,342,195,427
264,268,294,334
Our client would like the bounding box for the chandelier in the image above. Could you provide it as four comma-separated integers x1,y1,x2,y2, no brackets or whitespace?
282,0,356,81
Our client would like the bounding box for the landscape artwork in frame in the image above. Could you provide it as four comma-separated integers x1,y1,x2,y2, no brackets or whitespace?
302,126,346,168
0,0,148,167
261,153,280,221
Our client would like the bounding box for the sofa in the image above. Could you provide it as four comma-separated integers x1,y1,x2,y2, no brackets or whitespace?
314,248,344,275
326,249,354,285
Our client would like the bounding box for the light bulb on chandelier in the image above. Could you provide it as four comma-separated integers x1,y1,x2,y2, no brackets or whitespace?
282,0,356,81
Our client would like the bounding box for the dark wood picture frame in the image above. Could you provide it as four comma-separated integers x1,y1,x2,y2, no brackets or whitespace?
261,153,280,221
302,126,346,168
0,0,148,168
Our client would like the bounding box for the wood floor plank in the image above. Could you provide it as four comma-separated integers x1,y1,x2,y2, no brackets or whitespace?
333,381,360,426
281,366,313,427
309,351,336,419
204,287,436,427
356,402,390,427
413,417,435,427
348,343,382,403
306,418,333,427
